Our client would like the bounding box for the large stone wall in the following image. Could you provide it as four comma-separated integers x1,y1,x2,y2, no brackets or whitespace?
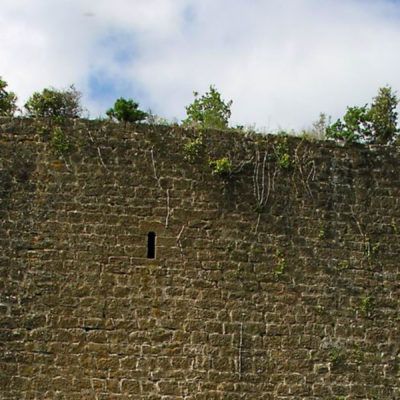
0,118,399,399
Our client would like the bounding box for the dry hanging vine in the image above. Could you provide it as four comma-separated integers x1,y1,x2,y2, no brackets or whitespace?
253,147,277,233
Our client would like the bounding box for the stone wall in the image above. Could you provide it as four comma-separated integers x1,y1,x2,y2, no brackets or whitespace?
0,118,399,399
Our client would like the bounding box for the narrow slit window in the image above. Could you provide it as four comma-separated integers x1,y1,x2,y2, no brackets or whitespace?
147,232,156,259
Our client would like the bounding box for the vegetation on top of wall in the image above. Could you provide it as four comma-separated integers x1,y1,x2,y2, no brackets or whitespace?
299,113,330,141
106,98,148,125
0,77,18,117
146,110,178,126
326,86,399,144
25,85,83,119
274,135,292,169
1,72,400,146
183,85,232,130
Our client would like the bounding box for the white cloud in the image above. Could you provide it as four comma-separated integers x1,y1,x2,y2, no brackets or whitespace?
1,0,400,129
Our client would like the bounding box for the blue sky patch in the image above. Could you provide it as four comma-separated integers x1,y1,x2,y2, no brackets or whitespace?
87,29,151,113
97,29,138,65
87,68,148,107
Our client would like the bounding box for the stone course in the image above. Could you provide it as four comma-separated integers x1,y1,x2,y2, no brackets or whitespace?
0,118,399,399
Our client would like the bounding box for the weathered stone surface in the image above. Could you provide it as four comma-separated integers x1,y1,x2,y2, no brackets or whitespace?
0,118,399,398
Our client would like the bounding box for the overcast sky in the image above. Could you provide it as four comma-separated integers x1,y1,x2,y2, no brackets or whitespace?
1,0,400,130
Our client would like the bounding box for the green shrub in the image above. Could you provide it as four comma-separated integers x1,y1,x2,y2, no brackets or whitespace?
326,86,399,144
209,157,232,177
329,347,345,367
369,86,399,144
326,105,370,143
360,295,373,316
0,77,17,116
183,136,204,162
274,250,286,278
51,127,71,156
183,85,232,129
274,137,292,169
106,98,147,124
25,85,82,119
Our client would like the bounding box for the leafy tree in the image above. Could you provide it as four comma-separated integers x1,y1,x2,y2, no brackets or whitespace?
106,98,147,124
25,85,82,118
369,86,399,144
183,85,232,129
327,105,371,143
0,77,18,116
326,86,399,144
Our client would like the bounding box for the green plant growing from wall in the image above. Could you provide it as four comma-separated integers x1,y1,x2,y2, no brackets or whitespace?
315,305,325,315
337,260,350,270
106,98,147,124
360,295,374,317
274,250,286,278
352,344,365,365
274,137,292,169
183,85,232,129
36,124,51,137
183,135,204,162
371,242,380,256
25,85,82,119
329,347,345,368
0,77,17,116
209,157,232,178
51,127,71,156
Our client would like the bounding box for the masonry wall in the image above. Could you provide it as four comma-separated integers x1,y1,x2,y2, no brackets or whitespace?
0,118,399,399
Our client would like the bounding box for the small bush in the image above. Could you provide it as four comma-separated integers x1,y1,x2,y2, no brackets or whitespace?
326,86,399,144
183,85,232,129
0,77,18,116
51,127,71,156
274,137,292,169
326,106,370,143
329,347,345,368
25,85,82,119
369,86,399,144
106,98,147,124
183,136,204,162
360,295,373,317
209,157,232,177
274,250,286,278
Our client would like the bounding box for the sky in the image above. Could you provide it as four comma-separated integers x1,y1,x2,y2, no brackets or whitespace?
1,0,400,130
